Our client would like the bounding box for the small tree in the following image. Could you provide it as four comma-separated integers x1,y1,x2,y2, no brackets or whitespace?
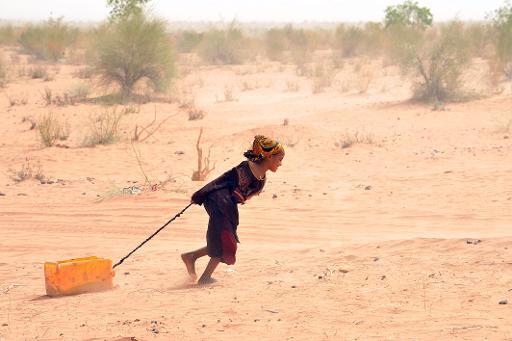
384,2,469,103
93,13,175,99
384,0,433,29
107,0,152,21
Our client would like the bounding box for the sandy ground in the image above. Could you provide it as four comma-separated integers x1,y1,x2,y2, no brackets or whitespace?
1,48,512,340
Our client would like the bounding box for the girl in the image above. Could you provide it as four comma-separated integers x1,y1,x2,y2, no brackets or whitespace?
181,135,285,284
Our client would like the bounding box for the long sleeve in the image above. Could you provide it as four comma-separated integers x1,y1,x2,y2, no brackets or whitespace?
191,167,238,205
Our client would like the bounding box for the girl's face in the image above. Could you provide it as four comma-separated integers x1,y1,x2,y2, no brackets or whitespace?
267,152,285,172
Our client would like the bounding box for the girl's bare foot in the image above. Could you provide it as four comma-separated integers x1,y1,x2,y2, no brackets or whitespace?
197,276,217,285
181,253,197,280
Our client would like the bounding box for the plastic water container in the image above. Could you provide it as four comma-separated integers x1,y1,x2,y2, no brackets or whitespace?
44,256,114,297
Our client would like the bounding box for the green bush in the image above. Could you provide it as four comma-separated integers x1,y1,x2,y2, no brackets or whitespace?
264,28,288,61
93,13,175,99
384,2,470,103
18,18,78,61
0,25,18,45
198,24,247,64
175,30,203,53
264,25,314,67
410,23,470,102
335,25,365,57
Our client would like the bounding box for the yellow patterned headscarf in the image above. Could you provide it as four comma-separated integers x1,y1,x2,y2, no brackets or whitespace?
244,135,284,162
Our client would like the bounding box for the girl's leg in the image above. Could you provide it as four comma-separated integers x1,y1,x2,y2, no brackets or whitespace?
181,246,208,279
198,257,221,284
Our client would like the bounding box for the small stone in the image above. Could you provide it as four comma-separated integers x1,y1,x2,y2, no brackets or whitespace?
504,136,509,139
124,272,130,275
272,194,278,199
82,192,86,195
499,299,508,305
364,186,372,190
0,192,5,196
175,150,185,155
2,323,7,327
291,285,296,288
202,324,206,328
381,275,386,280
323,192,327,195
373,257,379,262
17,193,27,196
466,239,482,245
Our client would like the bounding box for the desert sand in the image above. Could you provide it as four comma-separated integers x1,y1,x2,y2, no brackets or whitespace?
1,49,512,340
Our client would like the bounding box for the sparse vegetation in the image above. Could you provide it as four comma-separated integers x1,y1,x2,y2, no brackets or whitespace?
286,80,300,92
18,18,77,61
337,131,375,149
42,84,89,106
217,86,237,102
82,107,123,146
188,106,205,121
37,112,69,147
175,30,203,53
93,13,175,99
29,66,49,79
192,128,215,181
311,63,335,94
385,2,470,103
0,58,7,87
489,1,512,79
8,158,45,183
6,93,28,106
132,107,177,142
0,25,18,45
198,23,248,65
74,67,95,79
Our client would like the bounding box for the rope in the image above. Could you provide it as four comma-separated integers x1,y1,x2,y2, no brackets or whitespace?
113,203,193,269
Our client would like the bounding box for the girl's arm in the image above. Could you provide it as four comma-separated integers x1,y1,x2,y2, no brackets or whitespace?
191,167,237,205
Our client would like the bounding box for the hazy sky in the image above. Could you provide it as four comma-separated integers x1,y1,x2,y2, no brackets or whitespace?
0,0,506,22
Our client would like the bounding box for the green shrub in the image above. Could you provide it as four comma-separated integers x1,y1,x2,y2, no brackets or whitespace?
0,25,17,45
264,28,288,61
198,23,247,64
93,13,174,99
335,25,365,57
18,18,77,61
384,2,469,103
175,30,203,53
29,66,49,79
410,23,470,102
